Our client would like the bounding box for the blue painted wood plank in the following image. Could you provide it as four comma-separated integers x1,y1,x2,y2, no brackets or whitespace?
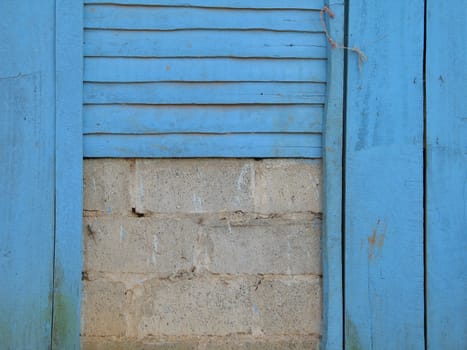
84,58,327,83
84,133,322,158
84,5,323,32
84,0,324,10
84,82,326,104
84,30,327,58
345,1,425,349
0,2,56,348
321,2,344,349
426,2,467,349
52,0,83,349
84,105,323,133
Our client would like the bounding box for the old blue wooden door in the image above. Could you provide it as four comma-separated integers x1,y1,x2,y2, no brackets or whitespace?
342,0,466,349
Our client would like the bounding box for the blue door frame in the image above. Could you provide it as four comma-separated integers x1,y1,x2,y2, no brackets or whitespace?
52,1,83,348
1,1,465,349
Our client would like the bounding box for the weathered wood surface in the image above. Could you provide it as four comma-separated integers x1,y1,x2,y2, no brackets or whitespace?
84,5,323,32
84,133,322,158
84,29,327,58
83,0,327,158
84,82,325,104
345,1,425,348
84,0,324,10
425,1,467,348
0,2,56,348
52,0,83,349
84,58,327,82
84,105,323,134
321,1,344,349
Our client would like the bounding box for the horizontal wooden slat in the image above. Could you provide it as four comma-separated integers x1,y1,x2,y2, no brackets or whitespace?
84,82,326,104
84,57,327,82
84,5,322,32
84,133,322,157
84,30,326,58
84,0,324,10
83,104,323,133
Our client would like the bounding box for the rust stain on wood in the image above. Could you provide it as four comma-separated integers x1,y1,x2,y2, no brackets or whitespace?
367,219,386,260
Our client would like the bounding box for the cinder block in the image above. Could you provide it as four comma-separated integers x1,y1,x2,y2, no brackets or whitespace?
204,216,321,275
83,216,197,276
254,159,322,214
81,158,323,344
81,336,319,350
251,276,322,335
83,159,134,215
82,338,197,350
136,276,254,337
81,279,127,337
202,336,320,350
133,159,255,214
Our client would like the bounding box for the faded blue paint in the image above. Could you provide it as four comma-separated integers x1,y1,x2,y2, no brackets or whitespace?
84,0,324,9
84,105,324,134
322,1,344,349
82,1,328,159
84,58,327,83
85,30,327,58
84,133,322,158
425,1,467,348
84,5,324,32
52,0,83,349
84,82,326,105
345,1,425,349
8,3,467,349
0,1,56,348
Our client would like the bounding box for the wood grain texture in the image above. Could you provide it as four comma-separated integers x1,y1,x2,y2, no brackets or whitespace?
84,82,326,104
83,1,327,158
84,104,323,133
84,5,323,32
345,1,425,349
0,2,56,348
84,0,324,10
84,29,327,58
425,2,467,348
84,57,327,82
52,0,83,349
84,133,322,158
321,2,344,349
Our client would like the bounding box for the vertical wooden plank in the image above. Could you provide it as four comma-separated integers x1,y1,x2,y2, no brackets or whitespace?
52,0,83,349
345,1,425,349
426,2,467,348
0,1,56,348
322,1,344,349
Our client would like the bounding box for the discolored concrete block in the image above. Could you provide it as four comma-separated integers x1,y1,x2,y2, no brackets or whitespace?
254,159,322,214
83,216,197,276
204,216,321,275
81,279,127,337
251,276,322,335
133,159,255,214
83,159,134,215
81,158,323,346
136,276,255,337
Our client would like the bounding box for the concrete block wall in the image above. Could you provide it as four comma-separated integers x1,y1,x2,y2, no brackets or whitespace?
82,159,322,349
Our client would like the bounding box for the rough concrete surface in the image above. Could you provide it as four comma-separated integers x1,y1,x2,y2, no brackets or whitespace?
82,159,322,349
82,335,320,350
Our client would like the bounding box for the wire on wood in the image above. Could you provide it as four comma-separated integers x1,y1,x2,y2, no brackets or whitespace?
320,6,367,70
